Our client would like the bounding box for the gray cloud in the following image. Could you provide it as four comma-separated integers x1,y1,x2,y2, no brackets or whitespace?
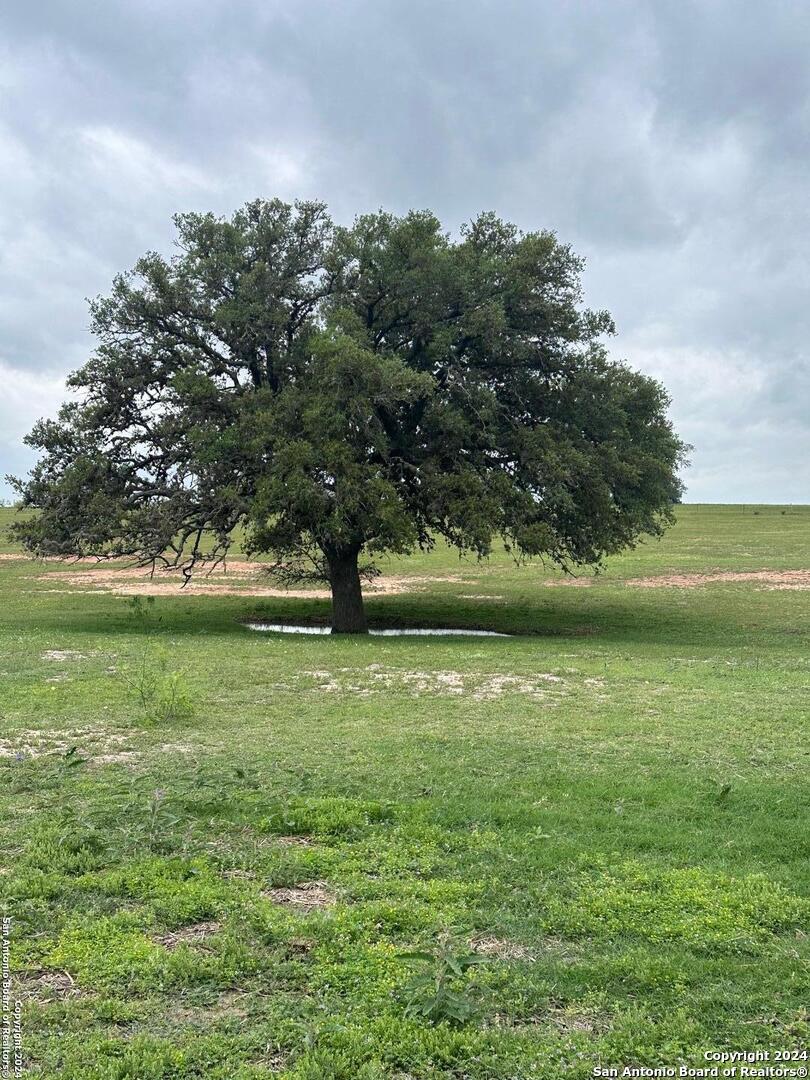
1,0,808,501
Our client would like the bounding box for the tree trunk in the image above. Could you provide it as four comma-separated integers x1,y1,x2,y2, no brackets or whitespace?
325,546,368,634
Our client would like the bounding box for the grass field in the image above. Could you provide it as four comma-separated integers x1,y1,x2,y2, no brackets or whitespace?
1,504,808,1078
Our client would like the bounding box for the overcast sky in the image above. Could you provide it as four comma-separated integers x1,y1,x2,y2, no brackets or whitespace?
1,0,808,502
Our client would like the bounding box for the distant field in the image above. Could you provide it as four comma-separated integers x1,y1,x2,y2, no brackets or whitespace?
1,504,808,1078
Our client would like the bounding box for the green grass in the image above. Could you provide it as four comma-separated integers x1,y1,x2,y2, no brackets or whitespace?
1,505,808,1078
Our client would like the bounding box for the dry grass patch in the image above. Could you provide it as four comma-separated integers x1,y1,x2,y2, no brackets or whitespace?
475,934,581,965
249,1050,290,1072
546,1006,609,1035
154,921,221,950
166,991,250,1024
471,935,535,961
285,937,315,956
490,1005,608,1035
16,969,83,1002
262,881,334,911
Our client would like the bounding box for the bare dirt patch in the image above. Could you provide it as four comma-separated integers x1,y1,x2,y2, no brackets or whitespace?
4,553,122,567
155,742,198,756
37,588,110,595
304,666,566,701
262,881,334,911
0,727,139,762
41,649,87,661
624,569,810,589
472,673,563,700
88,751,142,767
366,574,462,593
34,562,461,599
0,738,70,759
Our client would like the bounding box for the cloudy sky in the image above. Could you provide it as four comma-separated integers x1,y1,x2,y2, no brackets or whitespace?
1,0,808,502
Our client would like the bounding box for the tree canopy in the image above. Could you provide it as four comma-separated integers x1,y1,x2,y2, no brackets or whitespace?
10,199,687,632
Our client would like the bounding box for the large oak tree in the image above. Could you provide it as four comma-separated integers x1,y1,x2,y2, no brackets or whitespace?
10,199,686,632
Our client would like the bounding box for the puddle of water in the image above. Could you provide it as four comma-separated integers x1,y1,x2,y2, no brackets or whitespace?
245,623,509,637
